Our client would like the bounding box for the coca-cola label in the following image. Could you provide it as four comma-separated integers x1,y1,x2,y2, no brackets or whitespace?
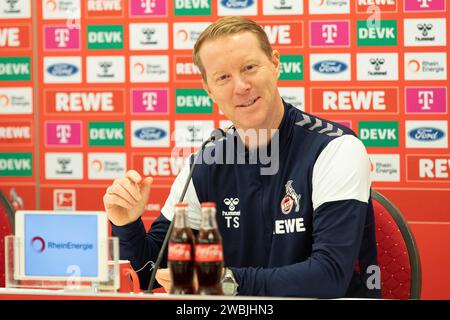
168,243,192,261
195,244,223,262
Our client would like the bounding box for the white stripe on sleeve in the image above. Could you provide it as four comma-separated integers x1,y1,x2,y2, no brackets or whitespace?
312,135,371,211
160,160,202,230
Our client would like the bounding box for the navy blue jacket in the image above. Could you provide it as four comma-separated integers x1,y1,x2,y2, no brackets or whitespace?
112,101,381,298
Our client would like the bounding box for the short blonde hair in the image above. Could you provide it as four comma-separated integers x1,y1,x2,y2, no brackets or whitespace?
193,16,273,82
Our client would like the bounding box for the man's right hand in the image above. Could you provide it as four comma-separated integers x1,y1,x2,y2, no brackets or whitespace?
103,170,153,226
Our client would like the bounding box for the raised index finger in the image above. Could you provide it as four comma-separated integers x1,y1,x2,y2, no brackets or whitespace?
126,170,142,184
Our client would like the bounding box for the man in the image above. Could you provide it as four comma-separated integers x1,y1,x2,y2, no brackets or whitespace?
104,16,380,298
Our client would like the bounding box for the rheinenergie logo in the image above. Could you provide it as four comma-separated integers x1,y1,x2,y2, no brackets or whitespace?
31,236,94,253
31,236,45,253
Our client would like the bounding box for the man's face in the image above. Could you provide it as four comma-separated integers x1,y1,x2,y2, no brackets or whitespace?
199,32,283,132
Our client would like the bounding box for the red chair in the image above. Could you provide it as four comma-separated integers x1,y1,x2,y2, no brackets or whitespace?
372,190,421,299
0,189,15,288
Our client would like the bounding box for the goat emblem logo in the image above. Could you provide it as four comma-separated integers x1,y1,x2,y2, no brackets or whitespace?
281,180,301,214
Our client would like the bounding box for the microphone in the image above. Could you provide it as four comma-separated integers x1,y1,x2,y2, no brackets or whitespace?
146,127,226,293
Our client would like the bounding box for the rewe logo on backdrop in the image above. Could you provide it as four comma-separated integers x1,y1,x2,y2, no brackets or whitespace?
311,88,399,114
0,25,30,49
174,56,202,82
407,155,450,181
87,0,123,17
46,89,124,114
0,121,32,145
261,22,303,47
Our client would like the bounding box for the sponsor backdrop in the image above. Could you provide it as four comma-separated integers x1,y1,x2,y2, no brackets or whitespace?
0,0,449,298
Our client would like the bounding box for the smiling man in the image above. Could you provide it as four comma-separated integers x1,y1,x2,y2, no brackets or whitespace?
104,16,381,298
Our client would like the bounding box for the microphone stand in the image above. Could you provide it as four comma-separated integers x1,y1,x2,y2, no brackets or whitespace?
146,129,225,293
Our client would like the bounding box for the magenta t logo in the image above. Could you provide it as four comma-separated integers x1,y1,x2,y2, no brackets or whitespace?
406,88,447,113
130,0,166,16
404,0,445,11
46,122,82,146
31,236,45,253
310,21,349,47
44,26,80,50
132,89,168,114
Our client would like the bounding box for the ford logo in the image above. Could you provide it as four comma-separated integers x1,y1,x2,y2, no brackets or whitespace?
409,127,445,141
134,127,166,141
221,0,254,9
47,63,78,77
313,61,347,74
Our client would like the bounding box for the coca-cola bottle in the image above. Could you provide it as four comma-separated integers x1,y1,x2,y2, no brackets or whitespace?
168,203,195,294
195,202,224,295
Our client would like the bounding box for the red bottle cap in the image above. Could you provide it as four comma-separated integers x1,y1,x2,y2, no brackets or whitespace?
201,202,216,208
175,203,188,207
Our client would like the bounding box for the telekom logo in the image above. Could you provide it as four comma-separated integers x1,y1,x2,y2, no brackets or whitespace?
132,89,167,114
418,0,432,8
56,125,72,143
141,0,156,13
418,91,434,110
322,24,338,43
54,29,69,47
143,92,157,111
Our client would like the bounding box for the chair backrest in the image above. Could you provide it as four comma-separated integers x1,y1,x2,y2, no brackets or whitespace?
371,189,421,299
0,189,15,288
